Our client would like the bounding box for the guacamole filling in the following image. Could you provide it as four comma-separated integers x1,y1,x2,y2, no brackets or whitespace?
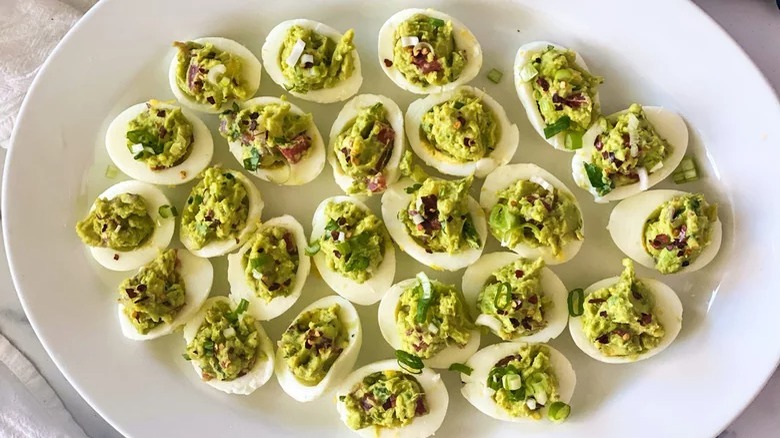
279,26,355,93
643,193,717,274
334,103,396,194
181,168,249,249
395,278,473,359
585,104,671,195
242,226,299,301
489,179,583,256
391,14,466,87
319,201,388,284
118,249,185,334
185,300,261,381
401,176,481,254
126,101,194,170
343,370,428,430
523,46,602,145
174,41,250,109
280,304,348,386
76,193,154,251
581,259,665,358
420,90,499,163
219,102,313,172
477,257,550,340
487,344,560,419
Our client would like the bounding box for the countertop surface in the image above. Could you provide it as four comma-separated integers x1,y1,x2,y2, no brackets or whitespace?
0,0,778,436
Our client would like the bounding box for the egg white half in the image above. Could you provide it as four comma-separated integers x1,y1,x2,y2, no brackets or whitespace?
572,106,689,203
262,19,363,103
182,296,275,394
479,163,584,265
275,295,363,402
513,41,598,151
378,8,482,95
568,275,683,364
405,86,519,178
118,249,213,340
335,359,449,438
328,94,405,196
382,178,487,271
461,252,568,343
310,196,396,306
607,189,723,273
86,180,175,271
168,37,262,114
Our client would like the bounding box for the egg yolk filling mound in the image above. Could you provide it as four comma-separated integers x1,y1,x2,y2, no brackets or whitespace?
279,25,355,93
242,225,299,301
174,41,250,109
76,193,154,251
643,193,717,274
280,304,348,386
392,14,466,87
125,101,193,170
334,102,395,194
343,370,429,430
181,167,249,249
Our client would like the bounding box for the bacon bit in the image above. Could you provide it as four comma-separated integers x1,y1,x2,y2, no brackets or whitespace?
333,250,341,259
496,354,522,367
552,93,587,108
541,199,552,211
639,313,652,326
360,396,373,411
382,395,396,410
158,126,168,138
599,311,608,318
509,318,520,327
595,135,604,151
411,51,442,73
514,270,524,279
136,284,147,292
415,397,428,415
536,77,549,91
279,134,311,164
677,224,688,241
463,137,476,148
283,232,297,255
248,119,258,131
330,230,340,240
125,289,137,299
206,96,216,105
187,63,200,91
521,318,533,330
383,59,393,67
528,295,538,305
268,283,281,292
420,195,438,213
376,124,395,146
367,173,387,193
588,298,606,305
622,133,630,148
374,143,393,173
650,234,671,249
597,334,610,344
113,254,120,261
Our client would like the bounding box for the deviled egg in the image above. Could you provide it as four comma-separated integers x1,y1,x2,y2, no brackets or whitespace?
513,41,602,151
480,163,584,265
105,100,213,185
461,342,576,424
378,8,482,94
335,359,448,437
75,180,175,271
117,249,213,341
608,190,722,274
309,196,395,306
182,297,275,394
169,37,262,113
276,295,362,402
462,253,568,343
568,259,683,363
262,19,362,103
227,215,310,321
405,86,519,178
382,176,487,271
328,94,405,196
218,97,325,185
572,104,689,202
378,273,480,369
179,167,263,258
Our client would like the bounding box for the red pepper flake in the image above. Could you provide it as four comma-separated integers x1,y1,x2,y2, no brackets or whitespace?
383,59,393,67
514,270,524,279
113,254,119,261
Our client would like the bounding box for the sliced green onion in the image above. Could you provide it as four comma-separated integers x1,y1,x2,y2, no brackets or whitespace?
502,373,523,391
415,272,433,324
565,131,583,150
325,219,339,232
158,205,178,218
493,282,512,309
543,115,571,139
583,162,612,196
338,395,346,402
234,298,249,316
395,350,424,374
567,288,584,317
672,156,699,184
453,101,465,110
405,183,422,194
203,340,214,351
105,165,119,179
548,401,571,423
182,353,191,361
429,17,445,27
519,63,538,82
554,68,573,82
448,363,473,376
305,242,320,256
487,68,503,84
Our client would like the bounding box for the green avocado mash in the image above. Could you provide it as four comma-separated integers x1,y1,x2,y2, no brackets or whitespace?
489,179,583,257
181,167,249,249
395,278,473,359
487,344,561,420
280,304,348,386
343,370,428,430
118,249,185,334
585,104,671,195
126,101,193,170
219,101,313,172
420,90,499,163
174,41,250,109
477,257,551,340
243,226,299,301
399,150,429,184
185,300,262,381
581,259,665,358
524,46,602,144
334,103,396,194
319,200,389,284
643,193,717,274
279,26,355,93
392,14,466,87
401,176,481,254
76,193,154,251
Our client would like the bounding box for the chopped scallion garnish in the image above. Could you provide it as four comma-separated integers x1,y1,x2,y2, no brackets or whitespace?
395,350,424,374
235,298,249,316
543,116,571,139
305,242,320,256
182,353,191,361
567,288,584,317
429,17,445,27
493,282,512,309
487,68,503,84
672,156,699,184
448,363,473,376
158,205,178,218
105,165,119,179
548,401,571,423
519,63,538,82
415,272,433,324
405,183,422,194
565,131,583,150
